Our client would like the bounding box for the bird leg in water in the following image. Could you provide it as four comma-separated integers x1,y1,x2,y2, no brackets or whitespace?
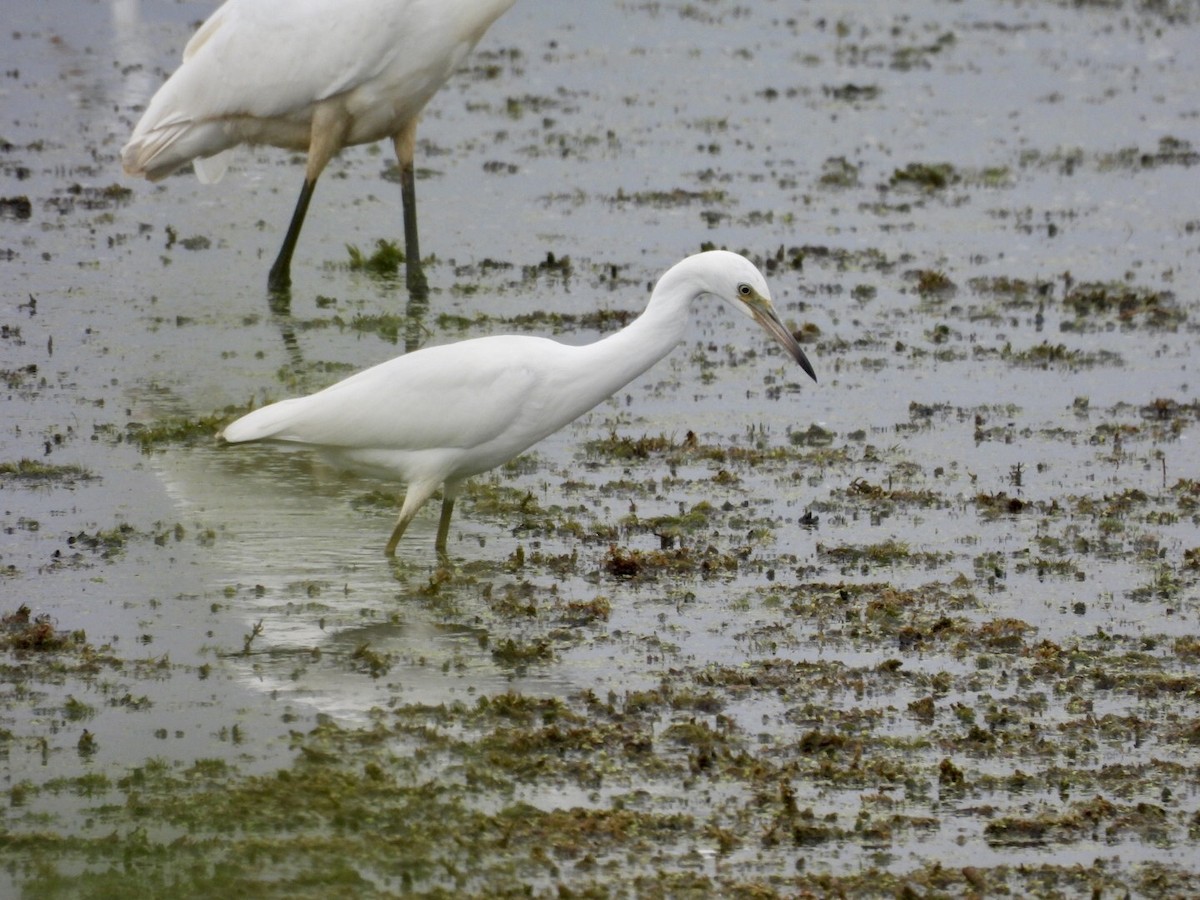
384,506,415,557
268,104,348,295
384,479,440,557
268,177,316,295
384,483,456,557
434,495,455,556
393,122,428,301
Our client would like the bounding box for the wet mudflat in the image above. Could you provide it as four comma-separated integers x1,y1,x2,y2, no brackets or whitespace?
2,0,1199,896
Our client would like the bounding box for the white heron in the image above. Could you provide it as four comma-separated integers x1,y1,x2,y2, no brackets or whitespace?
121,0,517,295
220,251,818,555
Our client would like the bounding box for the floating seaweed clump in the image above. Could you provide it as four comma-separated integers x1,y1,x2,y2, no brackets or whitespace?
1064,282,1185,329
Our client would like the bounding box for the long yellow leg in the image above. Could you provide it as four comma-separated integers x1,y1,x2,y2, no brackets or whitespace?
384,480,439,557
384,508,416,557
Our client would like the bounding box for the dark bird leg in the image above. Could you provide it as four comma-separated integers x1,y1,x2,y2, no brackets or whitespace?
268,103,348,296
435,494,455,556
268,176,316,297
393,121,428,301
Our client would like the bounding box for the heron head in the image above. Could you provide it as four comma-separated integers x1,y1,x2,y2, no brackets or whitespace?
703,252,818,384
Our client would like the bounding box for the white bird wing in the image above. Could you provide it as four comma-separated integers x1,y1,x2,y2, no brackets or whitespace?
223,336,566,456
125,0,513,177
151,0,491,123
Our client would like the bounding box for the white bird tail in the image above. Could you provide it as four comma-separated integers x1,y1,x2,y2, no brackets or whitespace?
121,117,233,183
220,397,314,444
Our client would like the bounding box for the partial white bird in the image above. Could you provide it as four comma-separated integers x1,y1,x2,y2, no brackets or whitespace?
220,251,818,556
122,0,517,295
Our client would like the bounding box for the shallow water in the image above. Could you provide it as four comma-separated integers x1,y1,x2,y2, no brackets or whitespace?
2,0,1199,894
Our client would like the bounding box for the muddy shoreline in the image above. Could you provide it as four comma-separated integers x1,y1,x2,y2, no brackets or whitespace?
3,0,1199,895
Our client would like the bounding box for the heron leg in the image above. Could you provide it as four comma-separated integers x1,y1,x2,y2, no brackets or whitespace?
384,479,440,557
384,507,415,557
268,177,316,295
269,103,348,295
434,494,455,556
393,121,428,300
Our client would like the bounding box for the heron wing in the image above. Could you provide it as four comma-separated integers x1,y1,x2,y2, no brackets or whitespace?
150,0,504,123
223,336,566,456
125,0,514,178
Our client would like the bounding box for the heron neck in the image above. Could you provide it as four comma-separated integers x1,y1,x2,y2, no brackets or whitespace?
577,263,700,396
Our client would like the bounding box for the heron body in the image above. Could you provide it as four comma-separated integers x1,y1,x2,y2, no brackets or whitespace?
122,0,516,294
220,251,818,555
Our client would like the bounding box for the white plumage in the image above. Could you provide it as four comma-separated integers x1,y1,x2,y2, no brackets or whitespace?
220,251,818,556
122,0,516,293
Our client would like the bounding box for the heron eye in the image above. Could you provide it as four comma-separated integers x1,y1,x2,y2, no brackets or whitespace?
737,283,752,297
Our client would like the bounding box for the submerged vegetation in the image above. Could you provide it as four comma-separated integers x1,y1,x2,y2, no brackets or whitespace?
7,355,1200,892
0,458,94,485
5,569,1200,896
